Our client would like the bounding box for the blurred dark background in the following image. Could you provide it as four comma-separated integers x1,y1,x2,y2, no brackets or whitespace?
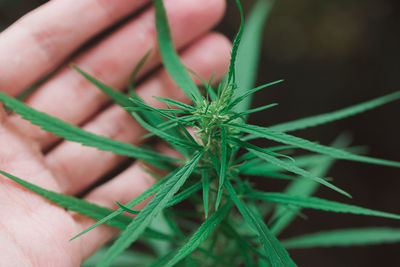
1,0,399,266
219,1,400,266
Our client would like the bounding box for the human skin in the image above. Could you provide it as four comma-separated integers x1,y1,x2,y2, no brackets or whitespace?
0,0,231,266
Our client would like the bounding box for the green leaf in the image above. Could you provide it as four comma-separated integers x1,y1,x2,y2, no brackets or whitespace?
83,247,154,267
155,97,196,112
74,65,187,149
238,154,330,176
225,180,297,267
17,72,53,102
164,211,185,240
228,103,278,122
230,138,351,198
235,144,294,164
98,152,203,267
270,156,335,235
270,91,400,132
222,222,267,260
205,73,218,102
130,98,194,158
234,0,276,113
73,65,133,108
74,65,194,160
0,170,174,243
228,80,284,111
281,228,400,249
148,248,181,267
271,134,352,235
127,99,177,121
131,111,201,150
0,92,176,166
71,172,171,240
0,170,132,230
129,48,153,94
154,0,202,103
116,201,140,215
166,201,233,266
202,170,210,219
216,127,228,210
231,122,400,168
245,192,400,220
227,0,245,85
166,182,202,207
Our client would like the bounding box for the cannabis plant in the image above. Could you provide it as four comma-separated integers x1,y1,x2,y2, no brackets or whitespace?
1,0,400,266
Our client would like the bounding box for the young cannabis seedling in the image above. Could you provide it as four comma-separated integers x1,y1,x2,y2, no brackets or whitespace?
1,0,400,266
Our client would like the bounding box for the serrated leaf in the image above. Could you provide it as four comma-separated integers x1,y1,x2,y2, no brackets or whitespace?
230,138,351,198
71,172,172,240
271,134,352,235
225,180,297,267
202,170,210,219
234,144,294,164
270,91,400,132
270,156,335,235
128,98,194,158
238,154,331,176
0,170,132,229
154,0,202,103
230,122,400,168
222,222,267,260
98,152,203,267
131,111,201,150
72,68,181,143
74,57,192,159
216,127,228,210
281,228,400,249
166,201,233,266
166,182,202,207
155,97,195,112
0,169,175,243
0,92,176,166
245,192,400,220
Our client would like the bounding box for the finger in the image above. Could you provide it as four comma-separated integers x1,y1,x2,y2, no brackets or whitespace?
0,108,59,192
73,162,154,262
45,33,231,195
0,0,150,96
75,143,179,261
9,0,226,150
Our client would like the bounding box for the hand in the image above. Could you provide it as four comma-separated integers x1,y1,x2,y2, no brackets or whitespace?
0,0,230,265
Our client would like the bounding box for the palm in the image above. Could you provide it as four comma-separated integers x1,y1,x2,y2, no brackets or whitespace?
0,0,230,265
0,115,82,265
